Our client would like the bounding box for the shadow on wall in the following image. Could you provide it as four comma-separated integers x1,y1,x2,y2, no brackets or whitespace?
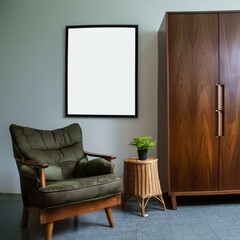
158,17,168,192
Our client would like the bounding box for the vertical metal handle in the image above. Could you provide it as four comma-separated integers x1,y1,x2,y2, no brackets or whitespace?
216,84,224,137
216,110,223,136
217,84,223,111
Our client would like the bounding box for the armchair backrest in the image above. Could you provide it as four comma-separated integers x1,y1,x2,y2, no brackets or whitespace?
10,123,88,180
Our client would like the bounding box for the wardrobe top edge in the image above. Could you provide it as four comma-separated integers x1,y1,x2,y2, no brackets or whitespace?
166,10,240,15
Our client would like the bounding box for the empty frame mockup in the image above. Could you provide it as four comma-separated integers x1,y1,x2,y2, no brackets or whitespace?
65,25,138,117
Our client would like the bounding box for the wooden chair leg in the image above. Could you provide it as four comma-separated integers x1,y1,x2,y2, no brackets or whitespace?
105,208,114,227
21,206,29,228
45,222,54,240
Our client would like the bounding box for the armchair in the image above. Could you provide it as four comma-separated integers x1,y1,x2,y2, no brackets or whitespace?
9,123,122,240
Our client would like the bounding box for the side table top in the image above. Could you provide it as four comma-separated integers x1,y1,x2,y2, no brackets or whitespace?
124,157,158,164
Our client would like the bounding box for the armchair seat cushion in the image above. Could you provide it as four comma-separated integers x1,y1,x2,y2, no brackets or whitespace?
39,174,121,208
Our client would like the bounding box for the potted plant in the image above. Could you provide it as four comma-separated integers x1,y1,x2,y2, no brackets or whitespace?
129,136,157,160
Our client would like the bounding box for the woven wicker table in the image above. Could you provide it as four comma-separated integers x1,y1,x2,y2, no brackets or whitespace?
123,157,166,217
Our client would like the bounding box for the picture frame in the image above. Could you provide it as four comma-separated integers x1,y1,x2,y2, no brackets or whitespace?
65,25,138,117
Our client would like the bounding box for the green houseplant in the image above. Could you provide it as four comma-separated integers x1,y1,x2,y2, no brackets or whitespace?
129,136,156,160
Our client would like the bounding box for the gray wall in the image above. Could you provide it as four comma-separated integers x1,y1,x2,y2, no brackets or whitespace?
1,0,240,193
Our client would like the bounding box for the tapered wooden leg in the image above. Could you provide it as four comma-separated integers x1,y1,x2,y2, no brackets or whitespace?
45,222,54,240
21,206,29,228
171,194,177,210
105,208,114,227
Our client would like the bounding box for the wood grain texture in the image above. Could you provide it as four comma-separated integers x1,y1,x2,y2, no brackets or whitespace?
39,194,121,224
167,13,219,192
219,13,240,190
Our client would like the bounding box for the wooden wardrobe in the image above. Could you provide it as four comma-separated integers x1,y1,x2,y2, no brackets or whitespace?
158,11,240,209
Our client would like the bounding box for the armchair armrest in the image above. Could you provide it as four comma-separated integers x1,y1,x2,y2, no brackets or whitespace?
16,158,48,188
16,157,49,168
84,151,116,162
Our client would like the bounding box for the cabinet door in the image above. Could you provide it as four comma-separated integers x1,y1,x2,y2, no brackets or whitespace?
168,13,219,192
219,13,240,190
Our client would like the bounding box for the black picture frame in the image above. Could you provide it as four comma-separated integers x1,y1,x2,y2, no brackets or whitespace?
65,25,138,117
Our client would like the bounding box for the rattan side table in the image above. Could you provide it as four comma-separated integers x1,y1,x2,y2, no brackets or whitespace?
123,157,166,217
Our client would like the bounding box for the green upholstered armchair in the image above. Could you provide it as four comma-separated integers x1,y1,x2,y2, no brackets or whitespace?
9,123,122,240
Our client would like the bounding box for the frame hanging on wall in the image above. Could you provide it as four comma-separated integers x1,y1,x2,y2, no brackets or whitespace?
65,24,138,117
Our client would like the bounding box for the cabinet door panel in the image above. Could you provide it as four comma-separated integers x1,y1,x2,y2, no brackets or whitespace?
168,13,219,192
219,13,240,190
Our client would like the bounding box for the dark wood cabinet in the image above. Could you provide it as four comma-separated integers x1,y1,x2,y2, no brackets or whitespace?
158,11,240,209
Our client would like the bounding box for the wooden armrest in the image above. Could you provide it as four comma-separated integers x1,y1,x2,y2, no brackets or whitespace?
16,158,48,188
84,151,116,161
16,158,49,168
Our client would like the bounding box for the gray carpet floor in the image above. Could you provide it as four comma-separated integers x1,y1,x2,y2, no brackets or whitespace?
1,193,240,240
